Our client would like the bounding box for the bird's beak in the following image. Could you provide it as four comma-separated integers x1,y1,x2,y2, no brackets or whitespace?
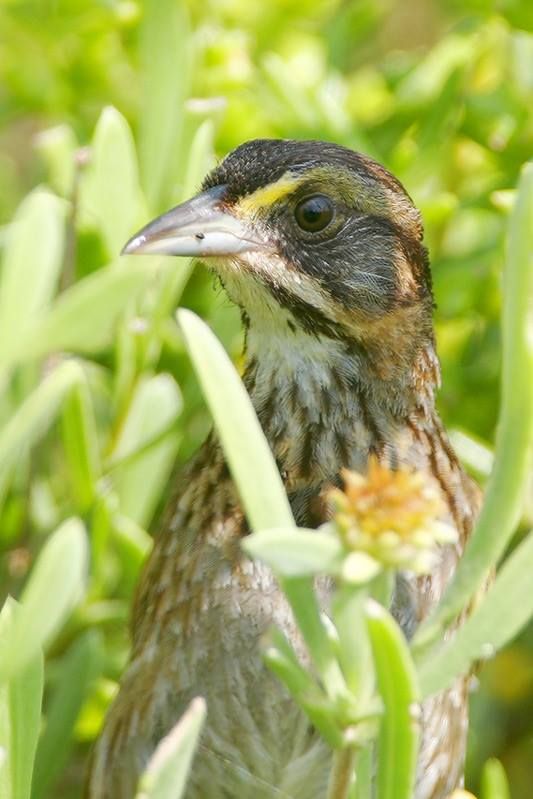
122,185,265,258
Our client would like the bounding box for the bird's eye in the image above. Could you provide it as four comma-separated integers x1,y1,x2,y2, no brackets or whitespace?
294,195,334,232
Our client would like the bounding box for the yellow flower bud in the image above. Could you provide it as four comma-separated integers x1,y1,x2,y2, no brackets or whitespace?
328,456,457,576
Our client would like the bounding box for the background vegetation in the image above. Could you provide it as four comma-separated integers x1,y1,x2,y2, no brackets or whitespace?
0,0,531,797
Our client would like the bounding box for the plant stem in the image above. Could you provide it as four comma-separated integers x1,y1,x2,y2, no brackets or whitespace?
327,747,357,799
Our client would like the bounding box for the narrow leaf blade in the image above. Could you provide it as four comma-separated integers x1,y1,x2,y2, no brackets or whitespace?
177,309,294,531
82,107,146,257
61,373,101,510
242,527,342,577
9,653,44,799
418,530,533,697
414,162,533,650
110,374,182,526
0,599,44,799
139,0,191,210
178,312,344,697
0,518,88,682
136,697,206,799
366,600,420,799
7,263,161,369
481,758,511,799
0,361,84,482
32,632,103,799
0,189,65,360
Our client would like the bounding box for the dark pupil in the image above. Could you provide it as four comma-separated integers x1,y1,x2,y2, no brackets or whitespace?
295,195,333,232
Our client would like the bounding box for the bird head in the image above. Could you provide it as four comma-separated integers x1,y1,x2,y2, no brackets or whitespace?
124,139,434,355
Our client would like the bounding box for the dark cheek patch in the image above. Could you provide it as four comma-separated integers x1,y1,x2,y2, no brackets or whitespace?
276,214,402,316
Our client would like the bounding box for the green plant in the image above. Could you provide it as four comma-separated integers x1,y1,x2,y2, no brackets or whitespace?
0,2,532,797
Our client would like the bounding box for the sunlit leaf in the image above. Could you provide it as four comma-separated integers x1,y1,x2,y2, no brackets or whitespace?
243,527,342,576
414,161,533,651
136,697,206,799
177,311,345,699
111,513,153,589
32,631,103,799
448,430,494,481
396,34,473,106
61,372,101,510
82,107,146,257
332,585,374,701
109,373,182,527
366,600,419,799
0,599,44,799
5,262,163,369
177,309,293,530
481,758,511,799
139,0,192,210
0,360,84,486
0,518,88,682
35,124,78,197
418,530,533,697
0,189,65,363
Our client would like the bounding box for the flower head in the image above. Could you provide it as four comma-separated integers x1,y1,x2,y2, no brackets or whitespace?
329,456,456,581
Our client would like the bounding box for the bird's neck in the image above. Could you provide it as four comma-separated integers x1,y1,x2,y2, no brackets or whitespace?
241,318,479,541
243,318,442,497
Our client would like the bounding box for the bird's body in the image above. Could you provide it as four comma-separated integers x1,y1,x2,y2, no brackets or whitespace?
87,140,480,799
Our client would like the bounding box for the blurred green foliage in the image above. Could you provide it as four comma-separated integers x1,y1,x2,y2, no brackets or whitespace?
0,0,531,797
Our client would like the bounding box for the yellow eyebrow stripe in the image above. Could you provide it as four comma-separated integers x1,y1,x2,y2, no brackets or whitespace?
237,173,303,214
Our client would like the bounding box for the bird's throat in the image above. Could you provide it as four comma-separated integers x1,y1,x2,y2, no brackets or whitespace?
242,320,441,507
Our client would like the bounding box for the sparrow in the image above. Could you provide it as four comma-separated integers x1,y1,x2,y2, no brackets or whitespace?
86,139,480,799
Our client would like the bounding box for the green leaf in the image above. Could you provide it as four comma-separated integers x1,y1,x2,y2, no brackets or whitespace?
112,316,139,416
0,599,44,799
178,311,346,700
282,577,347,702
332,585,374,701
418,529,533,698
366,600,420,799
0,189,65,363
109,374,182,527
89,491,117,594
262,53,318,128
341,552,382,585
448,430,494,481
481,758,511,799
414,161,533,651
6,262,162,369
138,0,192,210
61,372,101,510
31,632,103,799
262,631,344,746
354,744,373,799
111,513,153,589
396,34,472,107
181,121,216,199
0,518,88,682
0,360,84,486
242,527,343,577
82,107,146,257
147,120,215,330
136,697,206,799
263,627,320,699
177,309,294,530
35,124,78,197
